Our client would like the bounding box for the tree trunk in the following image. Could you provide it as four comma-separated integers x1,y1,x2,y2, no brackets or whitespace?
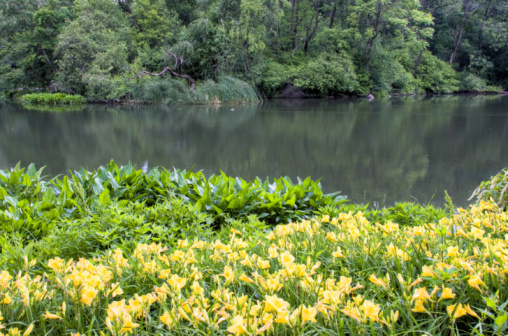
329,5,337,28
134,52,196,92
450,0,478,65
477,0,492,51
117,0,132,14
304,0,321,54
291,0,300,50
136,67,195,91
413,49,424,76
450,16,465,65
365,0,382,67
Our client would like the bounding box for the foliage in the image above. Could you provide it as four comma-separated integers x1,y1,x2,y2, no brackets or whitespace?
20,93,85,105
0,163,60,241
53,0,131,96
0,201,506,335
0,0,506,100
194,76,260,104
368,47,418,94
131,78,195,104
133,76,260,105
293,53,364,96
459,73,501,93
259,60,293,96
319,202,447,227
469,168,508,210
0,162,347,245
415,52,460,94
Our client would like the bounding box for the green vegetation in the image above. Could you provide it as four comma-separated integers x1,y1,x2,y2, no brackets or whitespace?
134,76,260,105
0,0,505,103
20,93,85,105
0,162,507,335
469,168,508,210
0,161,346,271
320,201,448,227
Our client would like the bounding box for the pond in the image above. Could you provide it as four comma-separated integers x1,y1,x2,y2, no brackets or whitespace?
1,95,507,207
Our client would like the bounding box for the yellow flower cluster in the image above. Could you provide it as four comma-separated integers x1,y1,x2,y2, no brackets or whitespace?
0,200,506,334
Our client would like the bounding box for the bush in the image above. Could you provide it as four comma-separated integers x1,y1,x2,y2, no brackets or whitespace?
132,77,195,104
458,72,501,93
0,162,347,244
319,201,447,227
368,47,417,94
20,93,85,105
84,72,129,101
260,60,293,96
415,51,459,93
293,52,363,95
132,76,259,105
194,76,260,104
469,168,508,210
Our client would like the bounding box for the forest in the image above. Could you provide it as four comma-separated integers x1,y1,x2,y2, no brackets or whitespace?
0,0,507,103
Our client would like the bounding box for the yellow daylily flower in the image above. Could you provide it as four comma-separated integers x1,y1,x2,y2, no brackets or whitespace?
300,305,318,323
332,246,344,258
368,274,388,288
120,315,140,334
439,286,456,300
239,273,255,284
227,315,249,335
411,300,427,313
44,311,61,320
360,300,381,322
412,287,431,302
168,274,187,291
468,274,484,291
447,303,467,320
160,310,176,329
275,310,290,324
80,286,98,306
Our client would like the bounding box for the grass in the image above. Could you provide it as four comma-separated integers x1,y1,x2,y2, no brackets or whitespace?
19,93,85,106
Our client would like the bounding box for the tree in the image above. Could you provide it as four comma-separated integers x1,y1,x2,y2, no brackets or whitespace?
54,0,131,97
131,0,179,49
0,0,72,91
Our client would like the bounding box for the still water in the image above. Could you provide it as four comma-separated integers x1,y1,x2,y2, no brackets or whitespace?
1,95,507,206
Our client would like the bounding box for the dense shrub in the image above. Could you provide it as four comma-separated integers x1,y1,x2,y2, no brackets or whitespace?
132,76,259,105
368,47,418,94
0,162,347,245
458,73,501,93
132,78,195,104
415,51,459,93
293,53,364,96
259,60,294,97
194,76,260,104
469,168,508,210
319,201,447,227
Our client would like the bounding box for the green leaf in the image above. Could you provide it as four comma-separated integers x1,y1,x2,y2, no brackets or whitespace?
99,189,111,206
495,313,507,328
486,297,497,311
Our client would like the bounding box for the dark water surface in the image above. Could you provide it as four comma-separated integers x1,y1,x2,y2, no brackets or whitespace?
1,95,507,206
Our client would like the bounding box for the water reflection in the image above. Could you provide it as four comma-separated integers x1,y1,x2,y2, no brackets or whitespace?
0,95,507,206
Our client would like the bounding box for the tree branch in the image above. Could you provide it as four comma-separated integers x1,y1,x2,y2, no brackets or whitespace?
129,50,196,92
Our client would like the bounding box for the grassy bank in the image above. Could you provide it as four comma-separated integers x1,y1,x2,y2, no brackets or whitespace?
0,163,506,335
17,77,261,108
19,93,85,105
